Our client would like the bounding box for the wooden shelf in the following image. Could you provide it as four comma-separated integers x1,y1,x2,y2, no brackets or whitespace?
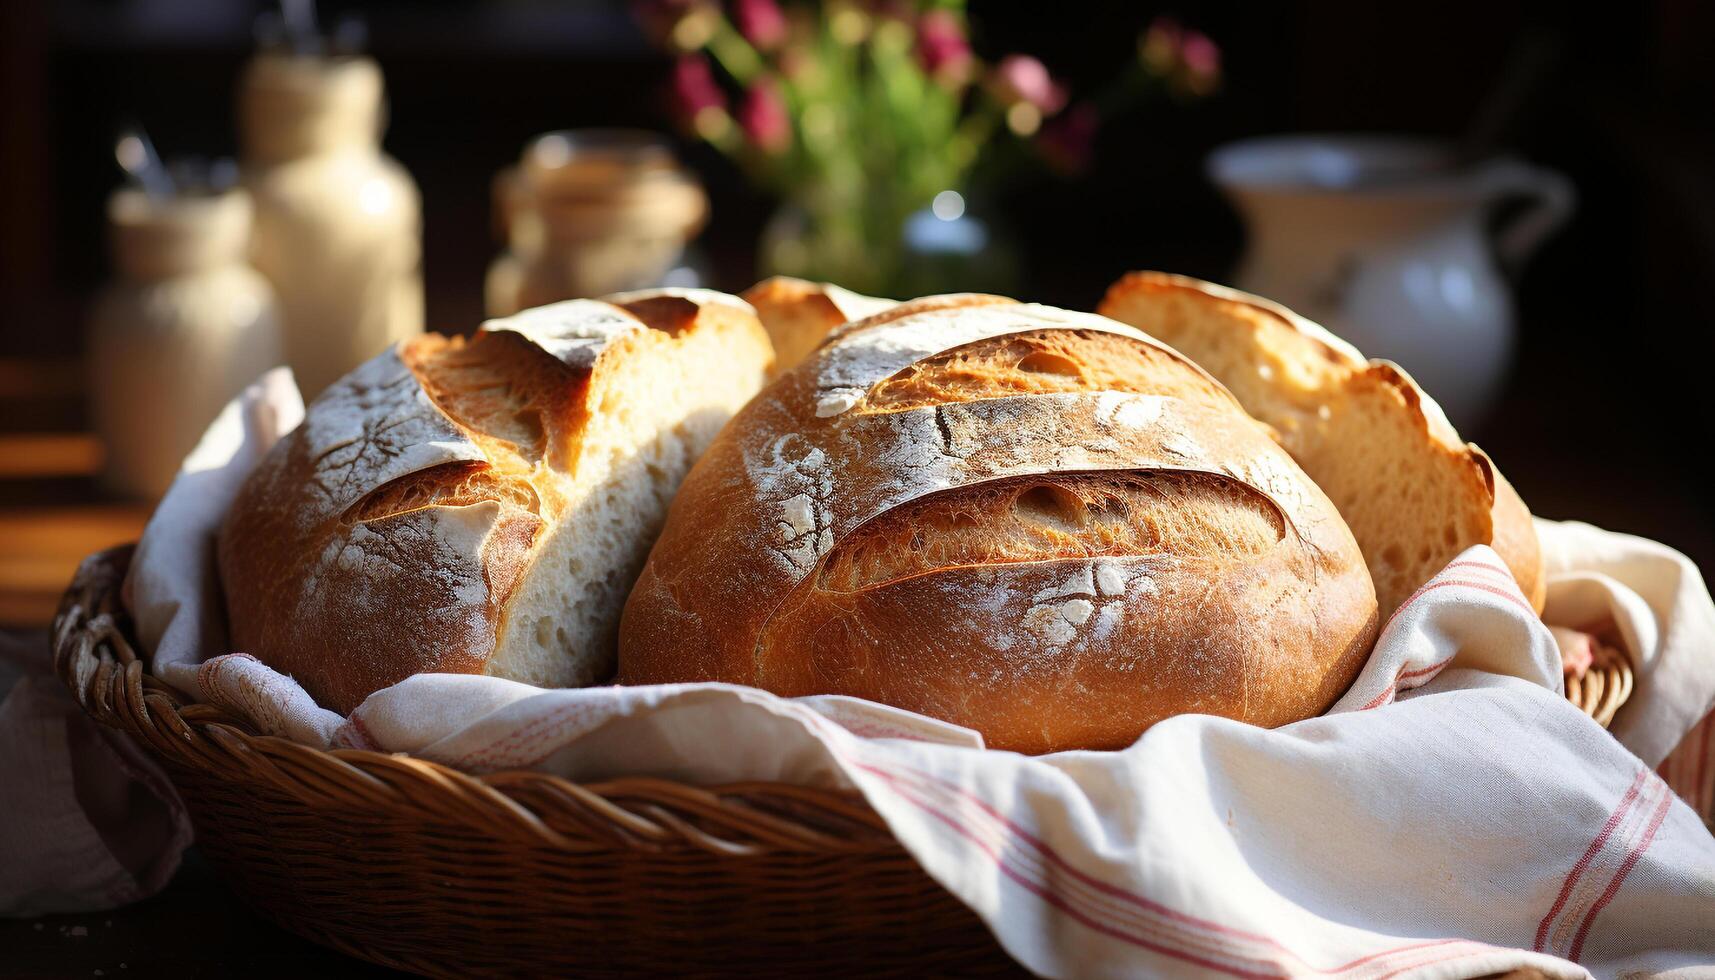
1,365,152,627
0,432,104,479
0,503,151,628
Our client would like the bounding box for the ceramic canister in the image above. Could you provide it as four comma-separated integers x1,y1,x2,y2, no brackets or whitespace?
239,52,422,401
88,187,282,499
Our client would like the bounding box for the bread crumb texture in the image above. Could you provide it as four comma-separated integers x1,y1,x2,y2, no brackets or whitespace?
618,297,1378,753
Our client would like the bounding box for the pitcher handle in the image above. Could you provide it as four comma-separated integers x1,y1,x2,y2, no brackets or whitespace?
1487,161,1576,274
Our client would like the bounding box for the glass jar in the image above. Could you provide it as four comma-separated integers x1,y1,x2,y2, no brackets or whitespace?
238,52,422,400
87,188,282,499
486,130,709,317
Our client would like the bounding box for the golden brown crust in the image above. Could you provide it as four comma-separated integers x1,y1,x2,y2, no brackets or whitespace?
618,300,1378,753
740,277,894,373
815,471,1285,593
825,292,1014,343
406,330,586,481
1102,272,1362,387
220,293,771,713
1482,453,1546,610
864,329,1236,416
343,460,540,525
1099,271,1547,615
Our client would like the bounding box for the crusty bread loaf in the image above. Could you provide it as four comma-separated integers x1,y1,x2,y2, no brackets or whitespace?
740,276,895,373
1098,271,1545,616
618,296,1378,754
219,288,773,713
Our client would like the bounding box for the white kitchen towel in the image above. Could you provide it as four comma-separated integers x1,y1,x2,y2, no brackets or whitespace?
35,372,1715,975
1536,520,1715,766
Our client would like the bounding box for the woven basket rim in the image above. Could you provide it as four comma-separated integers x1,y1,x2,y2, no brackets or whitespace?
53,543,1632,854
51,544,904,855
1566,640,1634,729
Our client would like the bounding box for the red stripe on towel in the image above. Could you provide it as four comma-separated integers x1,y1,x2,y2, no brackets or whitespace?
1534,769,1647,952
849,760,1283,979
1568,786,1673,962
844,748,1497,978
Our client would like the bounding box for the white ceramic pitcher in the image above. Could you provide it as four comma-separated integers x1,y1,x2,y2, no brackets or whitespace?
1209,135,1573,430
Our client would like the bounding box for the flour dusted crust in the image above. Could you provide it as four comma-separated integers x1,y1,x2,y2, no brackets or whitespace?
219,290,773,713
618,296,1378,753
482,298,644,371
1098,271,1545,614
810,301,1179,416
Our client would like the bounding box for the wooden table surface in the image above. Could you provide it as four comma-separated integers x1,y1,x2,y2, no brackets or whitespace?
0,494,149,627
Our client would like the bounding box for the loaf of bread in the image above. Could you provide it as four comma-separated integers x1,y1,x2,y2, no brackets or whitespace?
219,288,774,713
618,295,1378,753
1098,272,1544,616
741,276,894,374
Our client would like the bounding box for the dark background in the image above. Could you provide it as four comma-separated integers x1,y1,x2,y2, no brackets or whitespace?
3,0,1712,570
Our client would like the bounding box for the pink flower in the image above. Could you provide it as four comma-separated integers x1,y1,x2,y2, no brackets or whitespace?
671,55,727,119
916,10,972,84
1179,30,1221,93
988,54,1067,114
1139,16,1221,95
738,79,791,153
1037,101,1099,175
731,0,786,50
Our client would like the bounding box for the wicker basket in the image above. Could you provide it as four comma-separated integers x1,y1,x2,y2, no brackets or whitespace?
53,547,1016,977
1565,641,1634,728
53,545,1629,978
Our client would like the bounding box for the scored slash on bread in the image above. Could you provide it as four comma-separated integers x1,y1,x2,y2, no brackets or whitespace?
741,276,896,374
219,289,774,714
1098,271,1545,617
620,295,1378,754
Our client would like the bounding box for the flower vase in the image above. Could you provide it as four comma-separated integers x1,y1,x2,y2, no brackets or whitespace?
760,192,1019,299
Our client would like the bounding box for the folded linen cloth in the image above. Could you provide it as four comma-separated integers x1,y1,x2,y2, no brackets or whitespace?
0,631,191,917
8,371,1715,978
